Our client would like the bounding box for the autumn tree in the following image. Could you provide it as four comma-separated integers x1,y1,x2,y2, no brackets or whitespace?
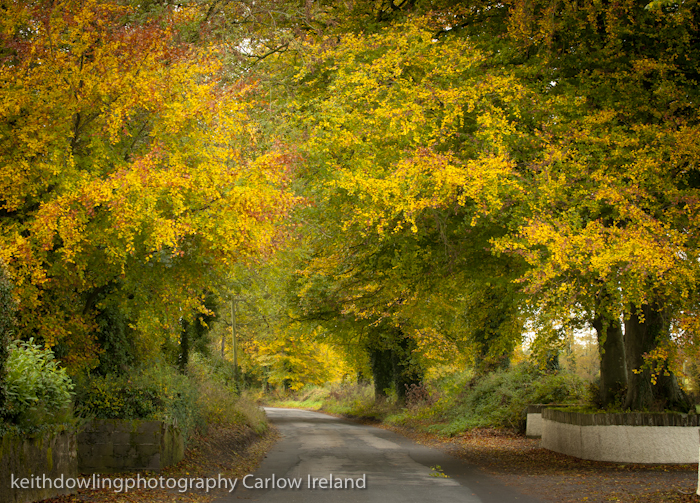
485,0,700,410
114,0,700,412
0,0,296,373
278,0,700,411
255,3,538,401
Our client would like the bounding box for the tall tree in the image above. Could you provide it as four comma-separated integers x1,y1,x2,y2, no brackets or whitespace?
279,9,533,396
490,0,700,409
0,0,296,372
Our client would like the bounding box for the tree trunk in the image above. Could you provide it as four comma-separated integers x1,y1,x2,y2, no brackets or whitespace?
391,332,422,404
179,319,190,374
369,347,393,399
623,304,689,411
592,315,627,407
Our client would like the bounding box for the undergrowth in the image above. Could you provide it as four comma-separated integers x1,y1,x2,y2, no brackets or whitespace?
74,352,267,443
265,362,587,435
395,363,587,435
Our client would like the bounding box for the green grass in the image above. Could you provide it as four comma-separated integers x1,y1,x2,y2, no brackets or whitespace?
272,399,325,410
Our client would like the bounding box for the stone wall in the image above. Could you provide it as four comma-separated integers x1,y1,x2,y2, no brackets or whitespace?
541,409,700,464
78,419,184,473
0,430,77,503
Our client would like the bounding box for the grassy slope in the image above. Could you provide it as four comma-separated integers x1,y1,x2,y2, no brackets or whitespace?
264,363,589,436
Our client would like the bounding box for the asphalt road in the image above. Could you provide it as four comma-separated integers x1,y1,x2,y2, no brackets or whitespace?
215,407,542,503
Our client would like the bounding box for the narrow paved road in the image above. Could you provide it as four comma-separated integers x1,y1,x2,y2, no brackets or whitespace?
216,408,542,503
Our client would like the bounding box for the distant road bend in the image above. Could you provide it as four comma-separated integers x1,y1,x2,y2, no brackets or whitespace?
215,407,542,503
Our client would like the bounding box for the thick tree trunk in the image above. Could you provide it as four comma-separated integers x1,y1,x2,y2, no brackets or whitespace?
369,347,393,399
623,304,689,411
591,315,627,407
391,332,422,404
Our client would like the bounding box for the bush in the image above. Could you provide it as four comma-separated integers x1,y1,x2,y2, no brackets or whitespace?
260,363,586,436
75,355,268,442
3,339,74,430
419,363,587,435
74,362,201,442
188,353,267,434
75,374,163,419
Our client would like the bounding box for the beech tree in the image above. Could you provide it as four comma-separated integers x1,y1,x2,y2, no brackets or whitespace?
275,0,700,410
272,8,534,400
486,0,700,409
7,0,696,411
0,0,296,372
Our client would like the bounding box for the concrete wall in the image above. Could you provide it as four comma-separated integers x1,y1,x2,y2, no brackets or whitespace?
0,430,77,503
526,405,579,438
526,412,543,438
78,419,184,473
541,409,700,464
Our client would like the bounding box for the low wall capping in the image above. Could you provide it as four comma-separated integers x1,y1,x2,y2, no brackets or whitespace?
527,403,584,414
526,404,585,438
543,408,700,427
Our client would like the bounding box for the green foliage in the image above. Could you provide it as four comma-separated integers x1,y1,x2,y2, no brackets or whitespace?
272,364,587,435
75,355,268,441
3,340,74,430
197,351,240,388
189,353,267,434
94,303,136,376
263,384,331,410
267,382,398,421
415,364,587,435
178,293,218,373
75,374,163,419
75,362,200,442
0,259,16,418
324,384,397,421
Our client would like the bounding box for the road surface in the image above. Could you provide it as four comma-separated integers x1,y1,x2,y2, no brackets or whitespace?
215,407,542,503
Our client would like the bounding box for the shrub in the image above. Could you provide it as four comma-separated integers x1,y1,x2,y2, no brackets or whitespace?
294,382,393,420
424,363,587,435
75,355,268,442
4,339,74,430
188,353,267,434
74,362,201,442
74,374,164,420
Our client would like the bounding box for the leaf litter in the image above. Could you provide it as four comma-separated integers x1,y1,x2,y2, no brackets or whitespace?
377,423,699,503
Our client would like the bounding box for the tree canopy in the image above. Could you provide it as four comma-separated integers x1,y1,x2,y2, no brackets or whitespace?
0,0,296,372
2,0,699,411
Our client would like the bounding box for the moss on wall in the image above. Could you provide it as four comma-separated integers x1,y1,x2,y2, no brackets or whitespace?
0,430,77,503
